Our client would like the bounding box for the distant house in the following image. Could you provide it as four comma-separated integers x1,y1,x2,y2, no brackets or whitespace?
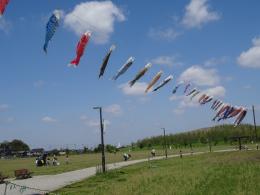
31,148,44,156
0,147,12,157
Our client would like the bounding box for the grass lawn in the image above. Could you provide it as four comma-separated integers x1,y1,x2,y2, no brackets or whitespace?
0,144,253,178
54,150,260,195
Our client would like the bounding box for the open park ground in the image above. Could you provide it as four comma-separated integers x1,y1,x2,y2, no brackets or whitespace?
1,145,259,195
55,150,260,195
0,144,243,178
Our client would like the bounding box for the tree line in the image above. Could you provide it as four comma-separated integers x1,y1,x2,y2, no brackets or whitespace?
135,124,260,149
0,139,30,154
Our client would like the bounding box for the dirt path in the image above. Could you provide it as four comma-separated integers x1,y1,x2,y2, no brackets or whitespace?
0,149,236,195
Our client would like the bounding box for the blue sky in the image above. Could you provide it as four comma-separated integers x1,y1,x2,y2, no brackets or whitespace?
0,0,260,149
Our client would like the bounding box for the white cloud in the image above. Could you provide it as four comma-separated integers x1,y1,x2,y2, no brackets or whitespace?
85,119,99,127
170,95,199,116
173,108,185,115
204,86,226,97
148,28,180,41
64,1,125,44
224,76,233,82
41,116,57,123
0,117,14,124
80,115,88,121
0,104,9,111
103,120,111,132
204,56,228,67
243,85,252,89
254,105,260,111
80,115,110,132
151,56,182,67
171,86,225,114
118,82,147,96
80,115,98,127
237,37,260,68
169,95,183,101
104,104,122,116
33,80,45,88
182,0,220,28
0,16,11,33
179,96,199,108
170,94,199,114
179,65,219,86
6,117,14,123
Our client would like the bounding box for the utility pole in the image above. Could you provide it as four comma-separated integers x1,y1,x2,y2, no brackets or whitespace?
208,137,212,152
252,105,258,142
162,128,168,159
93,106,106,173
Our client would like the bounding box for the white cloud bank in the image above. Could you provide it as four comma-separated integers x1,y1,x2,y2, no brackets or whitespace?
204,86,226,97
151,56,182,67
64,1,125,44
80,115,110,132
118,82,147,96
182,0,220,28
104,104,122,116
171,85,226,115
237,37,260,68
179,65,219,86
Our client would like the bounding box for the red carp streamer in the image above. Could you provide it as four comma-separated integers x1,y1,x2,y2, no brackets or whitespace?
0,0,9,15
69,31,91,67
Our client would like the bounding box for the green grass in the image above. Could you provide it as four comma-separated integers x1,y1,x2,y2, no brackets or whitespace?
0,144,256,178
54,150,260,195
0,148,173,177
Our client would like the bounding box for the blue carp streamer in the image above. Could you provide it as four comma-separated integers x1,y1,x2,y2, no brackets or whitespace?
43,10,61,53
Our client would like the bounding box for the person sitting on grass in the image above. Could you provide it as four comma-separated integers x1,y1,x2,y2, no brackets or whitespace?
123,153,131,161
151,148,156,157
52,154,60,166
46,157,51,166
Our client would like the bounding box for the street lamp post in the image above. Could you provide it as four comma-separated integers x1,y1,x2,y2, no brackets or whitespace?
162,128,168,159
252,105,258,142
93,106,106,173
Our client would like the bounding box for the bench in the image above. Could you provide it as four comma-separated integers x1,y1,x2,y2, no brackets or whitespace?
0,172,8,184
14,169,33,179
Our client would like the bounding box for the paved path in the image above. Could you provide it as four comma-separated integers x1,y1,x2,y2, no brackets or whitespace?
0,149,237,195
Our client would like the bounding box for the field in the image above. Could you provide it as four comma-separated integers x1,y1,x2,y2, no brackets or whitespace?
54,150,260,195
0,144,242,178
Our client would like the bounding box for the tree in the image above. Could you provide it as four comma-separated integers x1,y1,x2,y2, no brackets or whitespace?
94,144,102,153
9,139,30,151
106,144,116,153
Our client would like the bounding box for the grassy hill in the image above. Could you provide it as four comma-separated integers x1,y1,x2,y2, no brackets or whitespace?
134,124,260,149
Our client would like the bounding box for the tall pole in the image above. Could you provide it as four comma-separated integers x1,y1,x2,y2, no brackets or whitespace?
208,137,212,152
162,128,168,159
208,129,212,152
252,105,258,142
93,107,106,173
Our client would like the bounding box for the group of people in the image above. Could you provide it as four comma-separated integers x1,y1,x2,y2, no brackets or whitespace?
35,154,69,167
